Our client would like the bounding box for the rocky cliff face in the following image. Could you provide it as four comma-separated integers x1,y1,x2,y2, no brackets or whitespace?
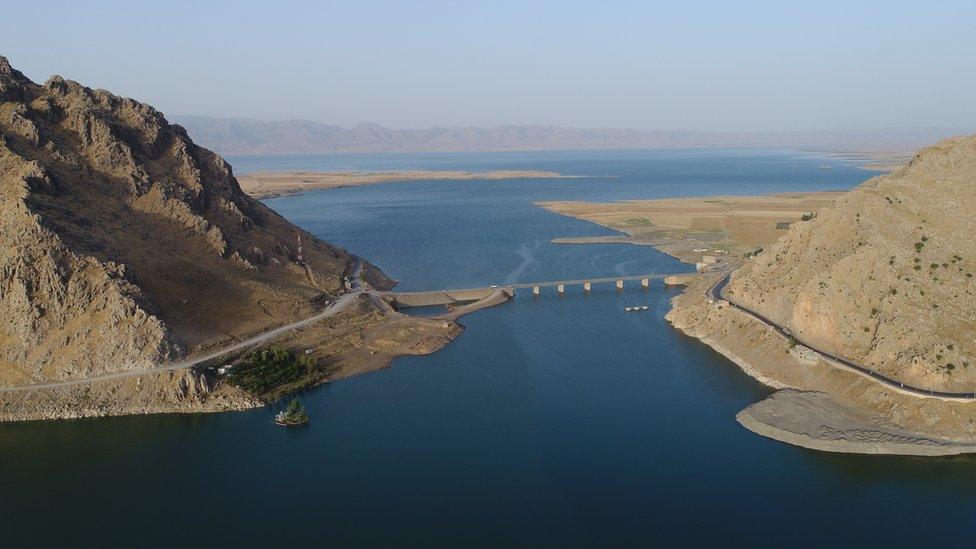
725,135,976,392
0,56,388,389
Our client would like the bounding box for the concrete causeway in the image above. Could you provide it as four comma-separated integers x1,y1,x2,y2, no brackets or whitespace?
383,273,675,307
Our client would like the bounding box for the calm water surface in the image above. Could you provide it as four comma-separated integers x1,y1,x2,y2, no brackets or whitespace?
4,150,975,547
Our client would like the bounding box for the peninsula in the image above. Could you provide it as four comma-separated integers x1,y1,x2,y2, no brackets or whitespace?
238,170,583,199
540,192,842,266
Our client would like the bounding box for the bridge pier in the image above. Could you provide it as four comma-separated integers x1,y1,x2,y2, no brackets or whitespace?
532,285,540,296
641,278,649,289
557,284,565,294
616,280,624,290
583,281,591,292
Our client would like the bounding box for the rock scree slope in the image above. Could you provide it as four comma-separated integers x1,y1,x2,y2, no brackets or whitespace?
0,56,390,418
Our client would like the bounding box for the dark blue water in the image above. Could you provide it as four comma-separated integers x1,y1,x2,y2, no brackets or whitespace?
4,150,975,548
256,148,861,291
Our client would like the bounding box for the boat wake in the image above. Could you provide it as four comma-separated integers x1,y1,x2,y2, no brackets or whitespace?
504,243,540,285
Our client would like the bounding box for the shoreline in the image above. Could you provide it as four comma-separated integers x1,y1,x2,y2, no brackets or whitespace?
237,169,596,199
540,192,976,456
539,191,844,268
810,149,914,173
736,390,976,456
665,275,976,455
238,290,514,403
0,287,513,423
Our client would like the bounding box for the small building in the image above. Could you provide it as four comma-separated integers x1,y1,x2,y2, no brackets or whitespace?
701,255,719,264
217,364,234,375
775,221,793,230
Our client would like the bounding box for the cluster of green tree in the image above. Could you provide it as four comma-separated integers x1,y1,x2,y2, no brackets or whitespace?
229,348,317,398
281,399,310,424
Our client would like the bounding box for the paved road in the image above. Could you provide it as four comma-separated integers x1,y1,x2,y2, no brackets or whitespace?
1,265,677,394
0,259,369,394
709,273,976,400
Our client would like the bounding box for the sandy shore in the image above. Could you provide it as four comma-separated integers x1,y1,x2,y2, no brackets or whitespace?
238,170,587,199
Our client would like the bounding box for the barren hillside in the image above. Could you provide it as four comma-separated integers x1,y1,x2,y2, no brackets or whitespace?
0,55,389,387
725,135,976,392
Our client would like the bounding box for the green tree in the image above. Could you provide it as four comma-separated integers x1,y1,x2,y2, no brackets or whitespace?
287,398,302,415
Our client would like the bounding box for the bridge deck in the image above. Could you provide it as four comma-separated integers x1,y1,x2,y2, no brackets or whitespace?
386,274,679,306
508,273,671,289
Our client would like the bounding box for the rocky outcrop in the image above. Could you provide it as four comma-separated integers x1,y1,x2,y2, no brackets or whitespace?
0,56,390,418
724,136,976,392
0,369,261,422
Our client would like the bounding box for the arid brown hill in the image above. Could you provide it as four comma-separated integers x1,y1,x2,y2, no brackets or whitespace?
725,135,976,392
0,56,388,386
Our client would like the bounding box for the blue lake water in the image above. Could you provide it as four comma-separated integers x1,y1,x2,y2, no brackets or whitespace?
4,149,976,547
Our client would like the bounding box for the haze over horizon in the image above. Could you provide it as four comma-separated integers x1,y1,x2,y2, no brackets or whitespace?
3,0,975,133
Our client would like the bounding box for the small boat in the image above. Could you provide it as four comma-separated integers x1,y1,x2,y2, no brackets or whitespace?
641,306,649,311
624,307,633,312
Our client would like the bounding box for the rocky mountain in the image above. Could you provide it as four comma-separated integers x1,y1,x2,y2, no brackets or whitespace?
0,56,387,389
173,115,968,157
724,135,976,392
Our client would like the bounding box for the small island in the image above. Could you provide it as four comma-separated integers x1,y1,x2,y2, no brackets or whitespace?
274,399,310,427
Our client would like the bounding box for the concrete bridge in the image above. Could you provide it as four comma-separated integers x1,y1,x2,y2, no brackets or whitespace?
384,273,678,308
0,270,679,394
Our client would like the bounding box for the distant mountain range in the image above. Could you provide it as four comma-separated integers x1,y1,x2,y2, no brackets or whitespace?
172,115,972,157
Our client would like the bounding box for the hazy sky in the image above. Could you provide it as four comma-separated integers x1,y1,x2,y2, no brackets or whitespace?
4,0,975,131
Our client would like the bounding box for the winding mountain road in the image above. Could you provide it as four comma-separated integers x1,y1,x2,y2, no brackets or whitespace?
709,273,976,400
0,259,369,394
